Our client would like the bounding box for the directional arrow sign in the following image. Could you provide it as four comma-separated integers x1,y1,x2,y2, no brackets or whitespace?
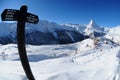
1,9,19,21
1,9,39,24
26,13,39,24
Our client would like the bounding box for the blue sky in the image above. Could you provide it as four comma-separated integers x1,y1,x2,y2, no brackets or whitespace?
0,0,120,27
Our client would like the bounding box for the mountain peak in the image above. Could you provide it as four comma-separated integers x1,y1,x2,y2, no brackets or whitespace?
84,19,104,36
89,19,97,27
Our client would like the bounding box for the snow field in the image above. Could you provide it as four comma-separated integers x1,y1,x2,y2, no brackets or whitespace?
0,37,120,80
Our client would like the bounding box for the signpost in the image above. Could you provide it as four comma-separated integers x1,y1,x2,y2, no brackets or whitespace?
1,9,39,24
26,12,39,24
1,5,39,80
1,9,19,21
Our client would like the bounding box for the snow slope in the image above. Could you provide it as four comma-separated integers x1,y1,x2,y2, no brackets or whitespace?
0,37,120,80
105,25,120,45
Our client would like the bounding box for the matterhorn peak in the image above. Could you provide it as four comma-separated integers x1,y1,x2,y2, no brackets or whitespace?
84,19,104,36
88,19,98,27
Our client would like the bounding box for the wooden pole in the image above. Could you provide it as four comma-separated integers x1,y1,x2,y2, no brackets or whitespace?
17,5,35,80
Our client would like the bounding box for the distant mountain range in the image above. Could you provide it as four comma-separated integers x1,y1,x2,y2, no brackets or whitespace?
0,19,119,45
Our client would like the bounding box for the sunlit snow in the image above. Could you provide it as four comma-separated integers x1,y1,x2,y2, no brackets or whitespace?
0,37,120,80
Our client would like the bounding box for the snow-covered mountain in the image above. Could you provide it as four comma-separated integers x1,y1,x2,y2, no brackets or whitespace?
84,20,105,37
62,20,106,38
61,23,86,34
0,19,116,45
0,20,89,45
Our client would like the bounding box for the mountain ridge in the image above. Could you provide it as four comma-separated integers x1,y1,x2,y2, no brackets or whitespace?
0,19,119,45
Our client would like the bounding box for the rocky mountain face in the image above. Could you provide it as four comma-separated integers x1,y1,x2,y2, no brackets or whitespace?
24,30,88,45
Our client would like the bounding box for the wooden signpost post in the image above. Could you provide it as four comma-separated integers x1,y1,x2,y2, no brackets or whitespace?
1,5,39,80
